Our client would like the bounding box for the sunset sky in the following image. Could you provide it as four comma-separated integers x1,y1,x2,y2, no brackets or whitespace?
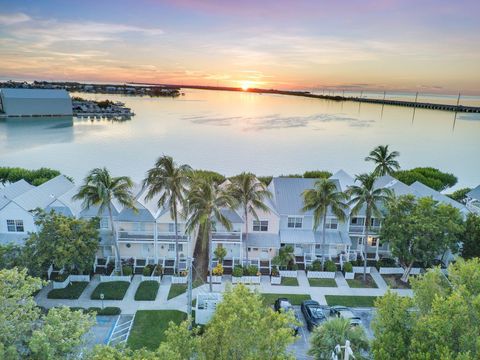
1,0,479,93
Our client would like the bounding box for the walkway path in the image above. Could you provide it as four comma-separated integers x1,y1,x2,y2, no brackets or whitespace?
35,272,413,313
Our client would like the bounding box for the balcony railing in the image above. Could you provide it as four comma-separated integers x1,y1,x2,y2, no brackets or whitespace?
118,231,154,241
212,231,242,241
156,232,189,242
348,225,381,234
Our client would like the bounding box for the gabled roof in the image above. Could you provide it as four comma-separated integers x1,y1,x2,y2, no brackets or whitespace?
467,185,480,201
220,208,243,223
0,179,35,210
269,177,341,216
329,170,355,192
374,175,420,197
13,175,75,212
410,181,468,213
117,201,155,222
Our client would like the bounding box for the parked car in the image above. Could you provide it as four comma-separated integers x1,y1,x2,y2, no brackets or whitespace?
329,306,362,326
301,300,329,331
274,298,300,335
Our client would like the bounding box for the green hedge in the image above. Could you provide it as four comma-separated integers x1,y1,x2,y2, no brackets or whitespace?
0,167,66,186
134,281,159,301
91,281,130,300
88,307,121,315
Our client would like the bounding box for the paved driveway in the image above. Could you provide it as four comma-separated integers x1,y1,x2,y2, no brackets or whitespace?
287,306,375,359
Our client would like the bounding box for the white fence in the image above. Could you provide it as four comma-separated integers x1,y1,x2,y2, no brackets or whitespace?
344,272,355,280
52,275,90,289
100,275,132,283
171,276,188,284
279,270,297,278
379,267,404,275
271,276,282,285
232,276,261,284
207,276,222,284
141,275,162,283
410,268,423,275
352,266,371,274
307,271,336,279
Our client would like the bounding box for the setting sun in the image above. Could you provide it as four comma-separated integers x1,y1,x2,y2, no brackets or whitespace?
241,81,252,91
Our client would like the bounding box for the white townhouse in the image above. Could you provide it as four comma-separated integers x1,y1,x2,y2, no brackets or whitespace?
267,174,351,269
0,175,76,245
466,185,480,214
115,185,195,273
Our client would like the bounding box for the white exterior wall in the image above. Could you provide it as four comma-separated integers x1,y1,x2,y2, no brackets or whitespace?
247,247,276,260
243,207,280,234
0,202,36,241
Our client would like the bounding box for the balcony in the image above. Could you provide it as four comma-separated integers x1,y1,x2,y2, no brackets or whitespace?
348,225,381,234
156,232,189,242
118,231,154,242
212,231,242,242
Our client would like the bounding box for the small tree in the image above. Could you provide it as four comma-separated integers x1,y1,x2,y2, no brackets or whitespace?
214,246,227,263
23,210,100,277
272,245,295,270
365,145,400,176
380,195,464,282
462,213,480,259
308,317,369,359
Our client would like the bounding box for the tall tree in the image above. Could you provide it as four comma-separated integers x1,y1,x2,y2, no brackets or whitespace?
74,167,137,275
380,195,464,282
461,213,480,259
0,268,94,359
348,173,392,281
302,178,348,270
228,173,272,262
143,156,192,274
365,145,400,176
308,317,369,360
186,179,237,291
23,210,100,277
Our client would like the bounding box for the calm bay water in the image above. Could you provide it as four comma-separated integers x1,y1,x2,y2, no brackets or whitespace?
0,89,479,188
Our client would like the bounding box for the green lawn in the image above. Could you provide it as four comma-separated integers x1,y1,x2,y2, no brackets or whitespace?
134,281,160,301
308,278,338,287
127,310,187,350
261,293,311,306
91,281,130,300
281,277,299,286
346,274,378,289
167,279,203,300
47,282,89,299
325,295,378,307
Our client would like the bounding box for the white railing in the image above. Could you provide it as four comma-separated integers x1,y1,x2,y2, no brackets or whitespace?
279,270,297,278
100,275,132,283
344,272,355,280
379,267,404,275
141,275,162,283
207,276,222,284
232,276,261,284
271,276,282,285
307,271,336,279
353,266,371,274
171,276,188,284
409,268,423,275
52,274,90,289
52,277,70,289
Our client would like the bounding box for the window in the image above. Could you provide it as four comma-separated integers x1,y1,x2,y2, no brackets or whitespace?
253,220,268,232
6,220,24,232
100,218,109,229
168,244,175,252
168,223,175,232
287,217,302,229
369,237,381,247
325,218,338,230
177,244,184,252
371,218,381,227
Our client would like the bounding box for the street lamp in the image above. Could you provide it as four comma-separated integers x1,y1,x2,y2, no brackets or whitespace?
100,293,104,309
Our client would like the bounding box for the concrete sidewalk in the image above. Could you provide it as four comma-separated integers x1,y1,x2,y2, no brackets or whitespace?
35,273,413,313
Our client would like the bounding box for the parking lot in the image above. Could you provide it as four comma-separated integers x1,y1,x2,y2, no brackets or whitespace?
287,306,375,359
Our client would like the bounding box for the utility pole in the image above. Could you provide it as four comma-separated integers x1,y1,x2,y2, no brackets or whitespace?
187,256,193,323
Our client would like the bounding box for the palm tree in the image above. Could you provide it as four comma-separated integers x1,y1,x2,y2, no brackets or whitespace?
185,178,237,292
302,179,348,270
308,317,369,360
74,167,136,275
143,156,192,274
365,145,400,176
347,173,393,282
227,173,272,262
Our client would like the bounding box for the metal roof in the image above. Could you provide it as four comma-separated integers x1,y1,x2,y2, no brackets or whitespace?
314,231,351,245
0,232,28,246
270,177,341,216
280,230,315,244
117,202,155,222
0,179,35,210
329,170,355,192
13,175,75,211
0,88,70,99
220,208,243,223
467,185,480,201
246,233,281,248
410,181,468,213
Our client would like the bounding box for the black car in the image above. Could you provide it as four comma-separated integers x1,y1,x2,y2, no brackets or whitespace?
274,298,300,335
301,300,329,331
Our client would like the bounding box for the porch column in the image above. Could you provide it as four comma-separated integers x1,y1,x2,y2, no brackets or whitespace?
153,222,158,263
375,238,380,260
